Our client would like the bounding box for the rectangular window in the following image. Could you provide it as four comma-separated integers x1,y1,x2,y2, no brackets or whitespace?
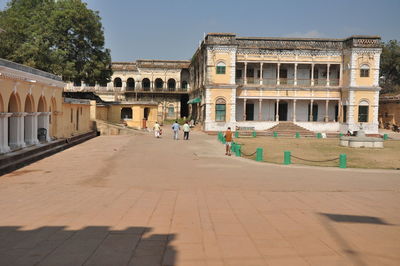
236,69,242,78
358,106,369,122
360,69,369,77
215,104,226,122
216,66,226,74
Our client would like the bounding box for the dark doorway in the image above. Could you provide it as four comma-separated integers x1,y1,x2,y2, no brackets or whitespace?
246,103,254,121
343,106,347,123
180,95,189,118
278,102,288,121
308,103,318,121
335,105,339,122
144,107,150,120
279,68,288,84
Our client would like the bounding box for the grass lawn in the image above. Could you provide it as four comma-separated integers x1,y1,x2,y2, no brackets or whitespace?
235,137,400,169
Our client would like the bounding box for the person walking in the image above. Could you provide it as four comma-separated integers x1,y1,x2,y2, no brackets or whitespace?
224,127,233,156
172,120,180,140
153,122,161,138
183,121,190,140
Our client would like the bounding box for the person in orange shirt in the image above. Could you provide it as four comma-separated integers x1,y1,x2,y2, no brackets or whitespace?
224,127,233,156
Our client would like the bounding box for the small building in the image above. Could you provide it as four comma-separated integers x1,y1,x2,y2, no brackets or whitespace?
0,58,92,154
379,94,400,127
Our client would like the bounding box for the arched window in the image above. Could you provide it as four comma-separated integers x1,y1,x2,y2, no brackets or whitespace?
142,78,151,91
167,79,176,90
155,78,164,90
167,105,175,118
181,81,188,89
121,107,133,120
358,100,369,122
215,98,226,122
360,64,370,77
114,77,122,87
216,62,226,75
127,78,135,90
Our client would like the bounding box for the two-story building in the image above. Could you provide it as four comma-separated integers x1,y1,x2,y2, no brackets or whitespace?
188,33,382,134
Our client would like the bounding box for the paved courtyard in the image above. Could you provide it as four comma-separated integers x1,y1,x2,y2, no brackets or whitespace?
0,130,399,266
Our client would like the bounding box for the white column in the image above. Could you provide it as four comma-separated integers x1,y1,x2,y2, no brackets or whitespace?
24,113,40,145
260,62,263,85
326,64,330,87
122,81,127,92
309,100,314,121
325,100,329,122
294,63,298,86
293,100,297,122
244,62,247,85
9,112,26,150
277,63,280,85
38,112,51,142
258,99,262,121
275,99,280,121
311,64,315,86
243,98,247,121
0,113,12,154
339,64,343,87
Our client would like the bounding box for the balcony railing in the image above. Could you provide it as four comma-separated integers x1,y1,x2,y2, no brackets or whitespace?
234,78,340,87
263,78,277,86
279,78,295,85
297,79,312,86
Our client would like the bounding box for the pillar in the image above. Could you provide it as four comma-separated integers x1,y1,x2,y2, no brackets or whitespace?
244,62,248,85
277,63,280,85
293,100,297,122
38,112,51,142
311,63,315,86
309,100,314,121
9,112,26,150
327,64,330,87
275,99,280,121
0,113,12,154
243,98,247,121
338,99,342,122
294,63,298,86
24,112,39,145
260,62,263,85
325,100,329,122
339,64,343,86
122,81,127,92
258,99,262,121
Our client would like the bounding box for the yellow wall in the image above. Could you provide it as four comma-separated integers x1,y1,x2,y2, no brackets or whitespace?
209,88,234,121
60,103,91,138
353,91,376,123
379,102,400,125
209,52,232,84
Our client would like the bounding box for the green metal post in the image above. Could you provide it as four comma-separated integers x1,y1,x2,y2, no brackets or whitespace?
383,134,388,140
235,131,239,138
273,132,278,138
339,133,343,137
256,147,263,162
252,131,257,137
284,151,291,165
295,132,300,138
339,154,347,168
235,145,241,157
317,132,322,139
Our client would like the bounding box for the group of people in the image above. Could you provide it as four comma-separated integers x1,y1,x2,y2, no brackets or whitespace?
153,121,191,140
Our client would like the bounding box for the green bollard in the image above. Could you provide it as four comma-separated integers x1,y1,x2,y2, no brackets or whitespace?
256,147,263,162
252,131,257,137
339,133,343,137
273,132,278,138
222,137,226,144
217,132,221,142
295,132,300,138
235,131,239,138
339,154,347,168
383,134,388,140
235,145,241,157
231,142,236,152
284,151,291,165
316,132,322,139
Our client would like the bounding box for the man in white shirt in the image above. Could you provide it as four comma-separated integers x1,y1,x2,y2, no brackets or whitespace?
183,121,190,140
153,122,161,138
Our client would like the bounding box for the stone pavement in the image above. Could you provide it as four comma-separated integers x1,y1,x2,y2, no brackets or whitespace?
0,129,399,266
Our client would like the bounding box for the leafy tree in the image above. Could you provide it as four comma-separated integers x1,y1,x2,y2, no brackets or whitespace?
380,40,400,94
0,0,112,84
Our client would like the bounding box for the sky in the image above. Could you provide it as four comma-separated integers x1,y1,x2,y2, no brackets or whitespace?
1,0,399,62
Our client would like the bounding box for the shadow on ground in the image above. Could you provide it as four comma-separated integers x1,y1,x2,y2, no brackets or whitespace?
0,226,176,266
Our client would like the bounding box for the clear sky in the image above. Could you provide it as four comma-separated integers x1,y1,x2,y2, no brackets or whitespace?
1,0,399,62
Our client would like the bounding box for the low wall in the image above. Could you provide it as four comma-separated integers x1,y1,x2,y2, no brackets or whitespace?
203,121,278,131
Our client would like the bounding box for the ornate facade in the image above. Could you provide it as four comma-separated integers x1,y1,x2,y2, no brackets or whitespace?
188,33,382,133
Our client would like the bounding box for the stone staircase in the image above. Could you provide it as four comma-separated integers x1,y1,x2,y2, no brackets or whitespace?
265,122,315,137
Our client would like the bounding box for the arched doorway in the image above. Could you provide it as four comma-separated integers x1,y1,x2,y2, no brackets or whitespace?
143,107,150,128
155,78,163,91
142,78,151,91
114,77,122,88
167,79,176,91
8,93,24,149
24,95,38,145
127,78,135,90
50,97,57,138
121,107,132,120
37,96,49,142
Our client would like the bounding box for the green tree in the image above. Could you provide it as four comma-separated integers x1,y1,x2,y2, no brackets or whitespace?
380,40,400,94
0,0,112,84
